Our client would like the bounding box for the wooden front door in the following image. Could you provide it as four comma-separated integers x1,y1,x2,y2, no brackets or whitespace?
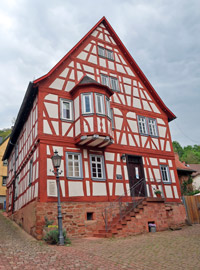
127,155,146,197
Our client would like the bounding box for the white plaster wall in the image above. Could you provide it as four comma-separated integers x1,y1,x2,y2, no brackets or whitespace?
68,181,84,197
92,182,107,196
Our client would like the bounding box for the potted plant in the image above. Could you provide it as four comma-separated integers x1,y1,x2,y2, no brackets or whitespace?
154,189,162,198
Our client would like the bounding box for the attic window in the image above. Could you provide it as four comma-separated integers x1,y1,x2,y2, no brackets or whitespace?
98,46,114,61
100,74,120,92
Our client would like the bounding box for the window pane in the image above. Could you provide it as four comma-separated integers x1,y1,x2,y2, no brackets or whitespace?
138,117,147,134
101,74,110,87
148,119,157,136
83,95,92,113
62,101,71,120
98,46,106,57
67,153,82,178
107,50,114,60
110,77,119,91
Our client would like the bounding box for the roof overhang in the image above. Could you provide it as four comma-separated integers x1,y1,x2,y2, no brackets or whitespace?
3,82,38,160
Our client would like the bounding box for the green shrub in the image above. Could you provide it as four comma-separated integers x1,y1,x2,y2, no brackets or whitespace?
44,229,71,245
44,216,54,227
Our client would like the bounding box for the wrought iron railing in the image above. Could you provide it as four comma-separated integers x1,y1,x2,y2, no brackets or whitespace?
103,178,147,232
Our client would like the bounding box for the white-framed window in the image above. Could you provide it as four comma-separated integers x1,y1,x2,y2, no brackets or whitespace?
107,49,114,60
95,94,105,115
101,74,120,92
82,93,93,114
2,176,7,186
98,46,106,58
15,176,19,199
29,159,33,185
138,116,148,135
110,108,115,129
90,155,106,180
148,118,158,137
110,77,119,91
101,74,110,88
98,46,114,60
66,152,83,179
160,165,171,183
15,144,19,160
61,99,73,121
106,98,111,118
3,160,7,166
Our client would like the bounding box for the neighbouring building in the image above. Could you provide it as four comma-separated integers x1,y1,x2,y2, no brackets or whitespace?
188,164,200,190
0,136,10,209
3,17,186,240
175,153,195,194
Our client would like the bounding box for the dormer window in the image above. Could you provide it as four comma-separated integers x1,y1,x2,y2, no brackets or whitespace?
82,93,93,114
61,99,73,121
98,46,114,60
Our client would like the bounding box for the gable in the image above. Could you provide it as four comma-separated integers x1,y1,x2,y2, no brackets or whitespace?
34,17,175,122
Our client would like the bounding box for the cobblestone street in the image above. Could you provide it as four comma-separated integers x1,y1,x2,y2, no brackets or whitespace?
0,212,200,270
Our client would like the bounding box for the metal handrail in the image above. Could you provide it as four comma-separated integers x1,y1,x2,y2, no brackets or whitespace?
103,178,147,232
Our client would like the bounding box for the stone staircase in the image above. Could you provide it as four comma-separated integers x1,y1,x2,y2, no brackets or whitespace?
93,199,149,238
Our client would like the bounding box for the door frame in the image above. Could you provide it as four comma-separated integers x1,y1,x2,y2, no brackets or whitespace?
126,154,147,197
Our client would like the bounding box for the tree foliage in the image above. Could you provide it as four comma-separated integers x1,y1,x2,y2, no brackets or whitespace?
0,129,11,142
172,141,200,164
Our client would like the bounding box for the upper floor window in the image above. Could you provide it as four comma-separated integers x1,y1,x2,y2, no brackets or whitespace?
101,74,110,87
90,155,106,181
61,99,73,121
138,116,158,137
3,160,7,166
95,94,105,115
110,109,115,129
15,176,19,199
160,165,171,183
2,176,7,186
82,93,93,114
15,144,19,160
148,118,158,137
110,77,119,91
29,159,33,186
138,116,148,135
106,98,111,119
98,46,114,60
100,74,120,92
66,152,83,179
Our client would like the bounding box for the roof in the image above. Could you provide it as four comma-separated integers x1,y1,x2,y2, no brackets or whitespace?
70,75,113,96
175,153,195,173
33,16,176,122
3,82,38,160
188,164,200,177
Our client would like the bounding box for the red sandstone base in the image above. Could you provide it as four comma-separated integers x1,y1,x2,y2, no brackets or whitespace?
8,199,187,240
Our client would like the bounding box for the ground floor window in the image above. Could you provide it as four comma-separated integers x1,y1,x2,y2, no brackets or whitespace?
160,165,171,183
66,153,83,179
90,155,106,180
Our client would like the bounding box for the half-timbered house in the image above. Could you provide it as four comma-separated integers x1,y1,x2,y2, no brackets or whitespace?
3,17,186,239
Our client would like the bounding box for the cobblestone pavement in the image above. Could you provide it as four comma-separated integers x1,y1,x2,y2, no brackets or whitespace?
0,212,200,270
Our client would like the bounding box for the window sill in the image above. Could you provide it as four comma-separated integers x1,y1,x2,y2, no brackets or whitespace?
91,178,106,181
66,177,83,180
82,113,94,116
162,181,172,185
60,118,74,122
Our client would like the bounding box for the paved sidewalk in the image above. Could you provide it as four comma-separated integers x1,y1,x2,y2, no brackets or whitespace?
0,212,200,270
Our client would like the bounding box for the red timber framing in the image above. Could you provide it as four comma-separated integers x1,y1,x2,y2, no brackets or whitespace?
4,16,183,224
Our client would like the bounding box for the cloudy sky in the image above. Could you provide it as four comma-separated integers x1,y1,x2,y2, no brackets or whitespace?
0,0,199,146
